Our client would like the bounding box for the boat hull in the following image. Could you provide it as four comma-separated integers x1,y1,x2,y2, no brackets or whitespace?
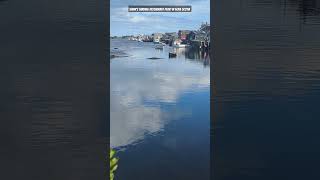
173,44,189,48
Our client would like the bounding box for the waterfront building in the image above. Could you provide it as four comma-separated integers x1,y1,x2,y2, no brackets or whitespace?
178,30,191,41
161,32,177,45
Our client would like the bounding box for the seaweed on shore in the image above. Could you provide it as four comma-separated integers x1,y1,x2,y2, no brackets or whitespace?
110,48,129,59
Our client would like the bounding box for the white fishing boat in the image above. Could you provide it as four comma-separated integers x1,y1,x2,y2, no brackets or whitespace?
173,43,189,48
173,39,189,48
153,39,160,44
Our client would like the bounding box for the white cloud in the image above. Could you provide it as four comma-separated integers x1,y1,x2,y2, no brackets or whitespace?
129,15,147,23
110,0,210,36
110,56,210,149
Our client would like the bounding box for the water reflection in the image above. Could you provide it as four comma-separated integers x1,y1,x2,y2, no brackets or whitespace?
170,47,211,67
111,39,210,180
110,40,210,150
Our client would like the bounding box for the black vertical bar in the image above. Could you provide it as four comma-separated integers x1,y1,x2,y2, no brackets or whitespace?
0,0,108,179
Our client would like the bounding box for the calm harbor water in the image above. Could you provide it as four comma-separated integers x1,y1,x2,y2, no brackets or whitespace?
111,39,210,180
213,0,320,179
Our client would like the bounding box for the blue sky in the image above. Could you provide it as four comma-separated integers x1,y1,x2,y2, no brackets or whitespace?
111,0,210,36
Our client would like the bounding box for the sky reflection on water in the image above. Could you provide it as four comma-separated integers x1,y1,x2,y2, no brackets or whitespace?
110,40,210,148
110,39,210,180
110,40,210,150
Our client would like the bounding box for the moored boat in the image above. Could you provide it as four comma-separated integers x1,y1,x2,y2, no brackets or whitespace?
169,52,177,58
173,44,189,48
173,39,189,48
155,44,164,49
